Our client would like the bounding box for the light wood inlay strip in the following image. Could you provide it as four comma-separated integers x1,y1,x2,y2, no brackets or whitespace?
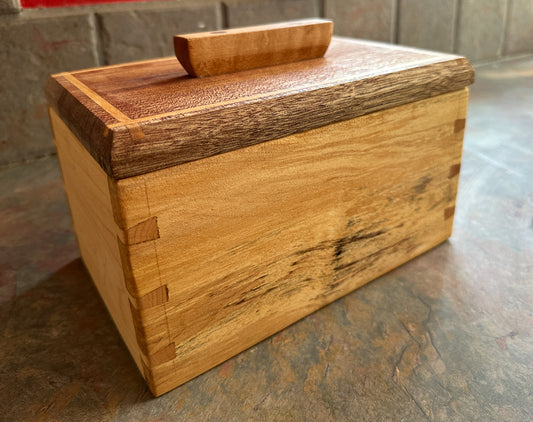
125,123,145,140
73,57,173,74
61,74,146,140
61,73,132,123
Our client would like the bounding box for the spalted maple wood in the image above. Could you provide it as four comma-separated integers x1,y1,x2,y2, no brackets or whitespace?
174,19,333,77
49,108,144,372
46,37,474,179
50,88,469,396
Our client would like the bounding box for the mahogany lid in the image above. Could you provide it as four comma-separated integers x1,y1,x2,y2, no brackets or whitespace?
46,37,474,179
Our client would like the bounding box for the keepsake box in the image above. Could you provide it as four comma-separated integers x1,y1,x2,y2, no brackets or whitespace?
46,20,474,396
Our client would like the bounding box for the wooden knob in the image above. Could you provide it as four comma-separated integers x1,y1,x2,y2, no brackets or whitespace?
174,19,333,77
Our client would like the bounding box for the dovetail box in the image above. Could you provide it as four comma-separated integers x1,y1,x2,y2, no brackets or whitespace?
46,34,474,396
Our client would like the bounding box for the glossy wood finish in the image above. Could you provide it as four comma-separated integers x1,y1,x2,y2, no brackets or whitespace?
46,38,474,179
51,88,468,396
174,19,333,77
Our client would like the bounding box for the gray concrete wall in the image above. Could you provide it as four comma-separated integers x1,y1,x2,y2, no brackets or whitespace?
1,0,532,166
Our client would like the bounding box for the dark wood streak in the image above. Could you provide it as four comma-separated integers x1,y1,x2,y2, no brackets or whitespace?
333,230,386,259
219,229,388,311
46,38,474,179
294,240,330,256
225,285,279,308
413,175,433,195
334,238,410,273
214,231,409,311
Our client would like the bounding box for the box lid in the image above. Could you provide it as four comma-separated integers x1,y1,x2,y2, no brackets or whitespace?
46,36,474,179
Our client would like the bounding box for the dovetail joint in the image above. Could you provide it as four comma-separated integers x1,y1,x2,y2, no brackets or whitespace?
448,163,461,179
129,299,175,366
123,216,160,245
454,119,466,133
138,285,169,310
116,216,161,297
444,206,456,220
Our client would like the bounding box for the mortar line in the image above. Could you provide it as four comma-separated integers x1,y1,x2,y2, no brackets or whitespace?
220,1,229,29
318,0,325,19
91,12,105,67
393,0,400,44
501,0,512,57
452,0,461,53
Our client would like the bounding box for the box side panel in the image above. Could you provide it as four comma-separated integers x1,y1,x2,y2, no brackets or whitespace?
50,109,144,373
115,88,468,396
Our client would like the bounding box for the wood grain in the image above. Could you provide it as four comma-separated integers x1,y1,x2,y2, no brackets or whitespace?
65,88,466,396
174,19,333,77
46,37,474,179
49,108,143,371
51,108,176,390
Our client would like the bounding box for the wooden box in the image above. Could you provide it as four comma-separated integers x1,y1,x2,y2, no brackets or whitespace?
46,24,474,396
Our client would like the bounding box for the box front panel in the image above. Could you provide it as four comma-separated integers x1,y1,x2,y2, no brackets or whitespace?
115,88,468,395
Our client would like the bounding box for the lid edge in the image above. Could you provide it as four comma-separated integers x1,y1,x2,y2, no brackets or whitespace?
108,56,474,179
47,55,474,180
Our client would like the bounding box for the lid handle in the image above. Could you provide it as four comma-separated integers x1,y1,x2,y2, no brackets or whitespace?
174,19,333,78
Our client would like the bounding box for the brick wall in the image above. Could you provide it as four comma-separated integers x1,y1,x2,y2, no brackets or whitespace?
1,0,532,166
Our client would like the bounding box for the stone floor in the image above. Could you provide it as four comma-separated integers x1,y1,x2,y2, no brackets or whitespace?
0,56,532,422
